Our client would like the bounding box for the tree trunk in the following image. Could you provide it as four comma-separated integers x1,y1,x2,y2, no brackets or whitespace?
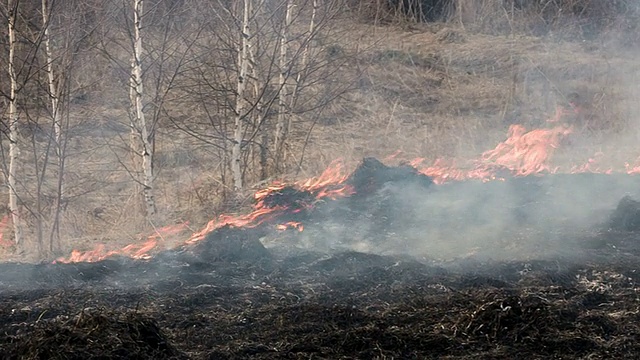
7,0,23,248
274,0,293,172
131,0,156,218
42,0,64,253
232,0,251,193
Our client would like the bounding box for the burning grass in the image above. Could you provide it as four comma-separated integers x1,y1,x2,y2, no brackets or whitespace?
4,18,634,260
54,114,640,264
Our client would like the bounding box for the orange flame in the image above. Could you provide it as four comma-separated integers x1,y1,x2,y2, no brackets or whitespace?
481,124,572,175
412,124,573,183
55,111,640,264
0,215,12,248
276,221,304,232
625,157,640,174
55,222,190,264
57,159,354,263
187,159,352,245
570,152,613,174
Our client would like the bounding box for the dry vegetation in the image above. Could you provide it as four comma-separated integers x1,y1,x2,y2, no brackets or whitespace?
1,0,639,261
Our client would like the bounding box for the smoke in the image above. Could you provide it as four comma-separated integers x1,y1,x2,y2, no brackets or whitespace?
262,169,640,263
274,2,640,263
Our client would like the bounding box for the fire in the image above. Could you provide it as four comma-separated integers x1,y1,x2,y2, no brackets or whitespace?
55,108,640,264
276,221,304,232
570,152,613,174
625,157,640,174
0,215,12,248
57,159,353,263
187,159,352,245
185,207,286,245
412,124,573,184
54,222,190,264
480,124,572,175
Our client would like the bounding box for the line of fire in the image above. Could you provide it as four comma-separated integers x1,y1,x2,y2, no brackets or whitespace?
51,114,640,264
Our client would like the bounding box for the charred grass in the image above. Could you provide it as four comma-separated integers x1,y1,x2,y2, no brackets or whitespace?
1,244,640,359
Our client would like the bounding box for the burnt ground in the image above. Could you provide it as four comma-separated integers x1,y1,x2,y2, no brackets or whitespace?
2,160,640,359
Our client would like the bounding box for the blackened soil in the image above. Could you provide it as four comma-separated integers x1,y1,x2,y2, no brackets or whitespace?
2,229,640,359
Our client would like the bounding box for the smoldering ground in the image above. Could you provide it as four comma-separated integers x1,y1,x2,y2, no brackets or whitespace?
262,165,640,262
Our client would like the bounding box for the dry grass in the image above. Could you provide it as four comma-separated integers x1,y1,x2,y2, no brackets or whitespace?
308,20,639,166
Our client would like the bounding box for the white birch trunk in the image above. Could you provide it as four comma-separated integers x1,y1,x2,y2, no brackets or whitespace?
232,0,251,192
274,0,293,170
131,0,156,216
7,0,23,247
42,0,60,154
41,0,63,252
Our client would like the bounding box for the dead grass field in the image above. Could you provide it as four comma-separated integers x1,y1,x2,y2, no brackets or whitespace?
306,21,639,166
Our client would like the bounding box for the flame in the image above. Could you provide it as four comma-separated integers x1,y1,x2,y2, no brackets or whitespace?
55,222,190,264
412,124,573,183
276,221,304,232
55,106,640,264
0,215,12,248
55,123,578,262
187,159,352,245
569,152,613,174
57,159,354,263
383,150,404,162
480,124,572,175
625,157,640,174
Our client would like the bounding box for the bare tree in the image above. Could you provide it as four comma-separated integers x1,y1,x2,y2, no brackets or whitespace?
273,0,293,172
231,0,252,193
40,0,67,254
129,0,156,218
0,0,104,257
39,0,96,254
167,0,354,200
6,0,23,248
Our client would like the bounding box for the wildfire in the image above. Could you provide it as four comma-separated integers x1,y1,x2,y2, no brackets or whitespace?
55,114,640,264
187,159,353,245
54,222,190,264
253,160,353,207
56,159,353,263
411,124,573,184
570,152,613,174
276,221,304,232
0,215,12,248
625,157,640,174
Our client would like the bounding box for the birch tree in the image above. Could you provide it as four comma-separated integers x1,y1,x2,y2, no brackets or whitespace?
231,0,252,193
129,0,156,217
170,0,355,197
6,0,23,247
40,0,66,253
273,0,293,172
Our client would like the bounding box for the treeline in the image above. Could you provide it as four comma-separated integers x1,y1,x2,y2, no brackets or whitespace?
352,0,639,39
